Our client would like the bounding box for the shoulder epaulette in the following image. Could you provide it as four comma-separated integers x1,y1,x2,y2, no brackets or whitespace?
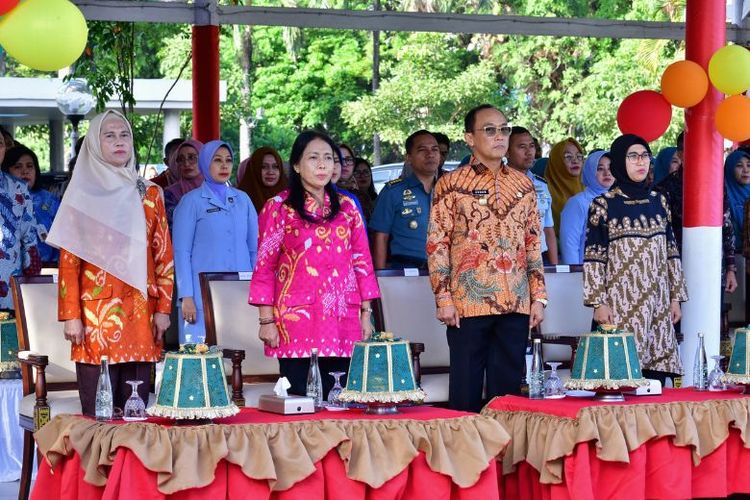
532,173,547,184
385,177,404,187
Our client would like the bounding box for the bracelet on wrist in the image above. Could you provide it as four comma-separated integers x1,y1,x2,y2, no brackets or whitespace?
259,317,275,325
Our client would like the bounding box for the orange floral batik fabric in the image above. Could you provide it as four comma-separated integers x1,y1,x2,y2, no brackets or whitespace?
58,186,174,364
427,157,547,318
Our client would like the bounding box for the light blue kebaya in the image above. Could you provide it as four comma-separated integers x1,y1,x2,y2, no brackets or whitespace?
172,140,258,342
560,150,610,265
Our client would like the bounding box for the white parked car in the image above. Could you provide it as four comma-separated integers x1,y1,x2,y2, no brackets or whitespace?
372,161,461,194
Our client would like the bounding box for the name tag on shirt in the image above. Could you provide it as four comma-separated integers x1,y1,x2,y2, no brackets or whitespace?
207,207,221,213
472,189,489,196
402,200,419,207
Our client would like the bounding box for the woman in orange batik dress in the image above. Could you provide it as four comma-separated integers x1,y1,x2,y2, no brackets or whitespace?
47,110,174,416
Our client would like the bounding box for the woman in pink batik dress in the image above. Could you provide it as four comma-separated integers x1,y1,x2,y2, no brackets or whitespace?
248,130,380,398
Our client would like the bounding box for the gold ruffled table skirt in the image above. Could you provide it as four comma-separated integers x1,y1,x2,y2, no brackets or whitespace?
482,387,750,485
34,406,510,496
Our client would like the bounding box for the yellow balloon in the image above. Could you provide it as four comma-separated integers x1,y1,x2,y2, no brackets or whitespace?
708,44,750,96
0,0,88,72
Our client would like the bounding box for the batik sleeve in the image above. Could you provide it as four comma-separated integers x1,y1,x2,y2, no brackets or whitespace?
346,198,380,302
20,188,40,276
150,188,175,313
427,176,455,308
58,249,81,321
247,198,284,306
583,197,610,307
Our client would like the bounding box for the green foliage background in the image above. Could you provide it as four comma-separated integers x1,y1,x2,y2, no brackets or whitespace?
1,0,687,169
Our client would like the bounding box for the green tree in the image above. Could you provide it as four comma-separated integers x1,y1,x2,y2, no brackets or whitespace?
246,26,373,157
485,0,685,153
344,33,500,160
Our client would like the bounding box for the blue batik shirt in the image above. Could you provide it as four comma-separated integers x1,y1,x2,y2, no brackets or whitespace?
30,189,60,264
0,173,41,309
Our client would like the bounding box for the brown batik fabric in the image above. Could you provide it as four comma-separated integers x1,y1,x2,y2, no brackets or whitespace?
427,156,547,319
583,188,688,374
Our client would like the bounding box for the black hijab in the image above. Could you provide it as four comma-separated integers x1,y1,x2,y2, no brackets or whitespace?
609,134,652,199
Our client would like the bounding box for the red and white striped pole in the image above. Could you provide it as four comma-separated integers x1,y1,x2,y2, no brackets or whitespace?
680,0,725,384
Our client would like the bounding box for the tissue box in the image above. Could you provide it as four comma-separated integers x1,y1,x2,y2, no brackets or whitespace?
258,394,315,415
624,379,662,396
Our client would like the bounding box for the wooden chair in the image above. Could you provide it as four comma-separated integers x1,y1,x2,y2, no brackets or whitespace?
533,265,592,375
200,272,278,407
374,269,441,403
201,271,425,405
12,274,245,499
12,274,79,500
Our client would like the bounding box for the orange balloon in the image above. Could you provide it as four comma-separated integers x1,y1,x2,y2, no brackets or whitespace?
715,94,750,142
661,60,709,108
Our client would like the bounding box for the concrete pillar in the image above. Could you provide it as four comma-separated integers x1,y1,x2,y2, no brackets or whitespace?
162,110,181,153
49,119,65,172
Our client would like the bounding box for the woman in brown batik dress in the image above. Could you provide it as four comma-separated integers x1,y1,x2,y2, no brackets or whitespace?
583,134,688,384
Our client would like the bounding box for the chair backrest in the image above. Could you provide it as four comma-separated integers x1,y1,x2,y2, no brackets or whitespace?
11,274,76,387
375,270,450,369
540,265,592,336
200,272,279,379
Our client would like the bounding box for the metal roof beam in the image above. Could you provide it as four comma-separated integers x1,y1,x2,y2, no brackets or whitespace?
71,0,745,42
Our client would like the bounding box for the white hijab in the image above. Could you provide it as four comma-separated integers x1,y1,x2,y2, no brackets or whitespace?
47,110,150,297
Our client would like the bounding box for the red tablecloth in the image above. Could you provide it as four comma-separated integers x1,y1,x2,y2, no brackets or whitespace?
499,430,750,500
485,388,750,500
31,406,505,500
487,386,745,418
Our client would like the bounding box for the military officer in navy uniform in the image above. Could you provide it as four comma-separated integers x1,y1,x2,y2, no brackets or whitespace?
507,126,558,265
371,130,439,269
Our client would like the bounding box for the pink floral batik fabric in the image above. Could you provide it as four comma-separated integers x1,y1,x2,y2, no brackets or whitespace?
248,190,380,358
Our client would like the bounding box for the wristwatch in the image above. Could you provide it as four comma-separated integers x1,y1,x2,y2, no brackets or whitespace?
535,298,548,308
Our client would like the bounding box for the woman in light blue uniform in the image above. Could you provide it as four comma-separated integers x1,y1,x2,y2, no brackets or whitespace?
172,140,258,342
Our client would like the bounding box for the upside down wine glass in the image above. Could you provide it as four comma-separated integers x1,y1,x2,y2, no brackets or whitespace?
327,371,346,407
544,362,566,399
708,355,726,392
123,380,147,421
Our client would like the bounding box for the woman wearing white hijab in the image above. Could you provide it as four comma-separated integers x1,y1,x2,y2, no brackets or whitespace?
47,110,175,416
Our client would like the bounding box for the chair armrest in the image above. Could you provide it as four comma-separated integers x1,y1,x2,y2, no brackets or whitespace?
17,351,48,367
17,351,50,430
409,342,424,388
223,348,246,408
